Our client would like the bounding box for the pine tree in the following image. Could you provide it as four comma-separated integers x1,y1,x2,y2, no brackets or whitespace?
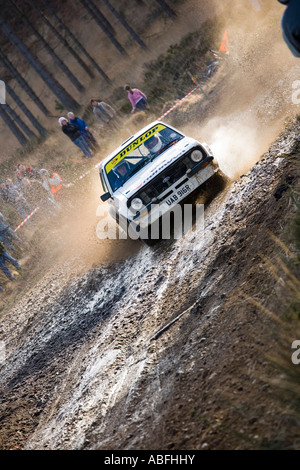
6,82,47,137
155,0,176,19
102,0,146,49
78,0,126,55
0,105,28,146
81,0,115,35
0,16,80,110
26,0,94,79
5,103,36,140
8,0,84,93
40,0,110,82
0,48,50,116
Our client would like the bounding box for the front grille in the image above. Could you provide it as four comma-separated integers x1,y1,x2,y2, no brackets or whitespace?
127,146,207,208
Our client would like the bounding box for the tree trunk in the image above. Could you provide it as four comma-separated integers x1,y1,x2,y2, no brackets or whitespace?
0,16,80,111
102,0,146,49
81,0,115,35
79,0,126,55
6,82,47,137
0,48,50,116
5,103,36,140
0,105,28,146
155,0,176,19
8,0,84,93
27,0,94,79
40,0,110,82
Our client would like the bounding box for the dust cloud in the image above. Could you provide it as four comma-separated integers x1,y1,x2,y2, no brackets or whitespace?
199,111,283,180
187,0,300,180
41,172,140,271
205,116,262,179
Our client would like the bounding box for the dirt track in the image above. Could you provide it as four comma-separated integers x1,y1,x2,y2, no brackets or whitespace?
0,123,299,449
0,0,300,451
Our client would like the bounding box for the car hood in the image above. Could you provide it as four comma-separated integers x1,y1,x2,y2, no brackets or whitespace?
112,137,198,204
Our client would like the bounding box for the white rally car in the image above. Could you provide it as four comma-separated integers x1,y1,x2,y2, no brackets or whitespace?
99,121,219,242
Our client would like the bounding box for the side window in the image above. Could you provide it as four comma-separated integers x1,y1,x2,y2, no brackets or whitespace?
100,171,109,193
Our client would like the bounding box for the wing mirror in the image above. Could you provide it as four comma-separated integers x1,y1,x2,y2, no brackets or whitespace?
100,192,111,202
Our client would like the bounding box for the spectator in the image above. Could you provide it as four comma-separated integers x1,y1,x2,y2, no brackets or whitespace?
90,99,118,128
3,179,32,220
16,164,40,181
124,85,148,113
67,112,99,152
0,212,24,252
0,181,8,202
58,117,94,158
278,0,300,57
0,240,21,281
14,164,41,197
39,169,63,209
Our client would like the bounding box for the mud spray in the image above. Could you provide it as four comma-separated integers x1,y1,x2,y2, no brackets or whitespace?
203,115,262,179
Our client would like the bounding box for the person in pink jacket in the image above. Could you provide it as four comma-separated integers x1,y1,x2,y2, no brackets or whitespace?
125,85,148,113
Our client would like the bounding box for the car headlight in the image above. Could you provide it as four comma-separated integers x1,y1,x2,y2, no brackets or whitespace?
131,197,144,211
191,150,203,162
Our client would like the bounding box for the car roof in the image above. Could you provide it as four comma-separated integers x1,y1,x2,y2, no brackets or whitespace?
99,120,175,170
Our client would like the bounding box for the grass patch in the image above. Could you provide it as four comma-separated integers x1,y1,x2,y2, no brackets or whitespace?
263,185,300,448
141,19,222,110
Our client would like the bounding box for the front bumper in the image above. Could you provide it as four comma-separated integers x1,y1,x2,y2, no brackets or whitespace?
127,161,218,230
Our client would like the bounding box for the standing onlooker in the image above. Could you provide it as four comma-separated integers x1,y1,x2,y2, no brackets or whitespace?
0,212,24,252
3,179,32,220
14,164,41,202
90,99,118,128
58,117,94,158
0,181,8,203
15,164,40,182
0,240,21,281
67,112,99,152
39,169,63,210
124,85,148,113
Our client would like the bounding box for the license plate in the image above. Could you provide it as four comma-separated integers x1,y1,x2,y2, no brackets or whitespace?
165,183,192,207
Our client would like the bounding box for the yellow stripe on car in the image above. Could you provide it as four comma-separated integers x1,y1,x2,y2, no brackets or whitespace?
105,124,166,174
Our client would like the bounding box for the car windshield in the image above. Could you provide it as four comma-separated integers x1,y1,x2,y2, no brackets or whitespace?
105,123,184,191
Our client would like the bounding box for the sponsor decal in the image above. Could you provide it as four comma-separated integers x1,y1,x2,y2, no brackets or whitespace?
105,123,166,174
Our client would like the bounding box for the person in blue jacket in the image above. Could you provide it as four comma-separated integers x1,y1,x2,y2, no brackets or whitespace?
67,112,99,152
0,212,23,252
0,241,21,281
58,117,94,158
278,0,300,57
